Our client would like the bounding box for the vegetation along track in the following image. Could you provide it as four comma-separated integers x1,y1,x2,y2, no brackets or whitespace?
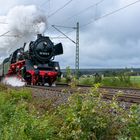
26,84,140,104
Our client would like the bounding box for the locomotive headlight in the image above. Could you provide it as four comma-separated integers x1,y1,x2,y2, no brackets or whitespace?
34,65,38,69
55,66,59,70
43,42,47,46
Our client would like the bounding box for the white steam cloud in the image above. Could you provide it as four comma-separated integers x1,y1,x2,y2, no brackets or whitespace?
7,5,47,35
0,5,47,61
2,76,25,87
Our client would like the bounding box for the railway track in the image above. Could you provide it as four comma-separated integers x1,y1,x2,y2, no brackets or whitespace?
26,84,140,104
94,86,140,104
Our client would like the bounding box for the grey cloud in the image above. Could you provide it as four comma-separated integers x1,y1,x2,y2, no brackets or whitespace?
0,0,140,68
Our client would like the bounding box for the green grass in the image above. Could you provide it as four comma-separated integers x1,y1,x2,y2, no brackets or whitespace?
101,76,131,87
131,76,140,83
78,76,140,88
79,77,95,85
0,86,140,139
101,76,140,88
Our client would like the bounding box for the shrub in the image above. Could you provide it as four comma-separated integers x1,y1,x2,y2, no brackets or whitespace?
65,66,72,83
126,105,140,139
52,87,129,140
118,71,131,85
0,86,140,139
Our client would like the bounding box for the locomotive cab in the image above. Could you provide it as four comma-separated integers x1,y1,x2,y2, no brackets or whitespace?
11,48,24,64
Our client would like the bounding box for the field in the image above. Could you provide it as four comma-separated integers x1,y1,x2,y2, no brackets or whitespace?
63,67,140,87
76,76,140,88
131,76,140,84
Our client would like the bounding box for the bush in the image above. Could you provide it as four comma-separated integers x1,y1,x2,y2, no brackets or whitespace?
65,66,72,83
51,87,129,140
0,86,140,139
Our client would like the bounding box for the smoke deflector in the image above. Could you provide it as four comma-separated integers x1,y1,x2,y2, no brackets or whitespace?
54,43,63,56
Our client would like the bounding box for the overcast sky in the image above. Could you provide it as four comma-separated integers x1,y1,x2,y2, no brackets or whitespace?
0,0,140,68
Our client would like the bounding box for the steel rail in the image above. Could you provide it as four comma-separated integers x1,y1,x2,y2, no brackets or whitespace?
25,84,140,104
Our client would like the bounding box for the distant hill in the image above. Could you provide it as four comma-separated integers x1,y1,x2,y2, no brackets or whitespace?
61,68,140,76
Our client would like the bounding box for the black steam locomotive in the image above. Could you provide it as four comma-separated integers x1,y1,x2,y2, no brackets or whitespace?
0,34,63,86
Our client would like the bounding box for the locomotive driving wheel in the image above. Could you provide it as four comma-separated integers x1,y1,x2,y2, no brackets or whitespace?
25,72,32,85
48,81,52,86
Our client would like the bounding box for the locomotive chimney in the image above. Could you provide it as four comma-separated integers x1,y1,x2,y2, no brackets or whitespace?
37,34,42,39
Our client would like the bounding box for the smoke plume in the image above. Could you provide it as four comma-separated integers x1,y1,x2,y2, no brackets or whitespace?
2,76,25,87
0,5,47,61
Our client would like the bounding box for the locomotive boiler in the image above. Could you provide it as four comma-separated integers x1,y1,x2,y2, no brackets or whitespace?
0,34,63,86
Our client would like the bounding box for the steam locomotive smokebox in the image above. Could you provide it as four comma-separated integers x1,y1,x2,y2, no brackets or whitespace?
54,43,63,55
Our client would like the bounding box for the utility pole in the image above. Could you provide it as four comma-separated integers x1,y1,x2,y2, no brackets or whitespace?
75,22,79,76
52,22,80,77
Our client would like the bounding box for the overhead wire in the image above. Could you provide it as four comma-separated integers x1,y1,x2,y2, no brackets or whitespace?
39,0,51,17
50,36,67,39
0,31,10,37
49,0,140,41
48,0,73,18
1,35,21,38
62,0,105,23
0,31,21,38
51,24,76,29
95,0,140,21
50,29,75,39
80,0,140,28
52,25,76,43
48,0,105,38
49,20,76,40
39,0,50,7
